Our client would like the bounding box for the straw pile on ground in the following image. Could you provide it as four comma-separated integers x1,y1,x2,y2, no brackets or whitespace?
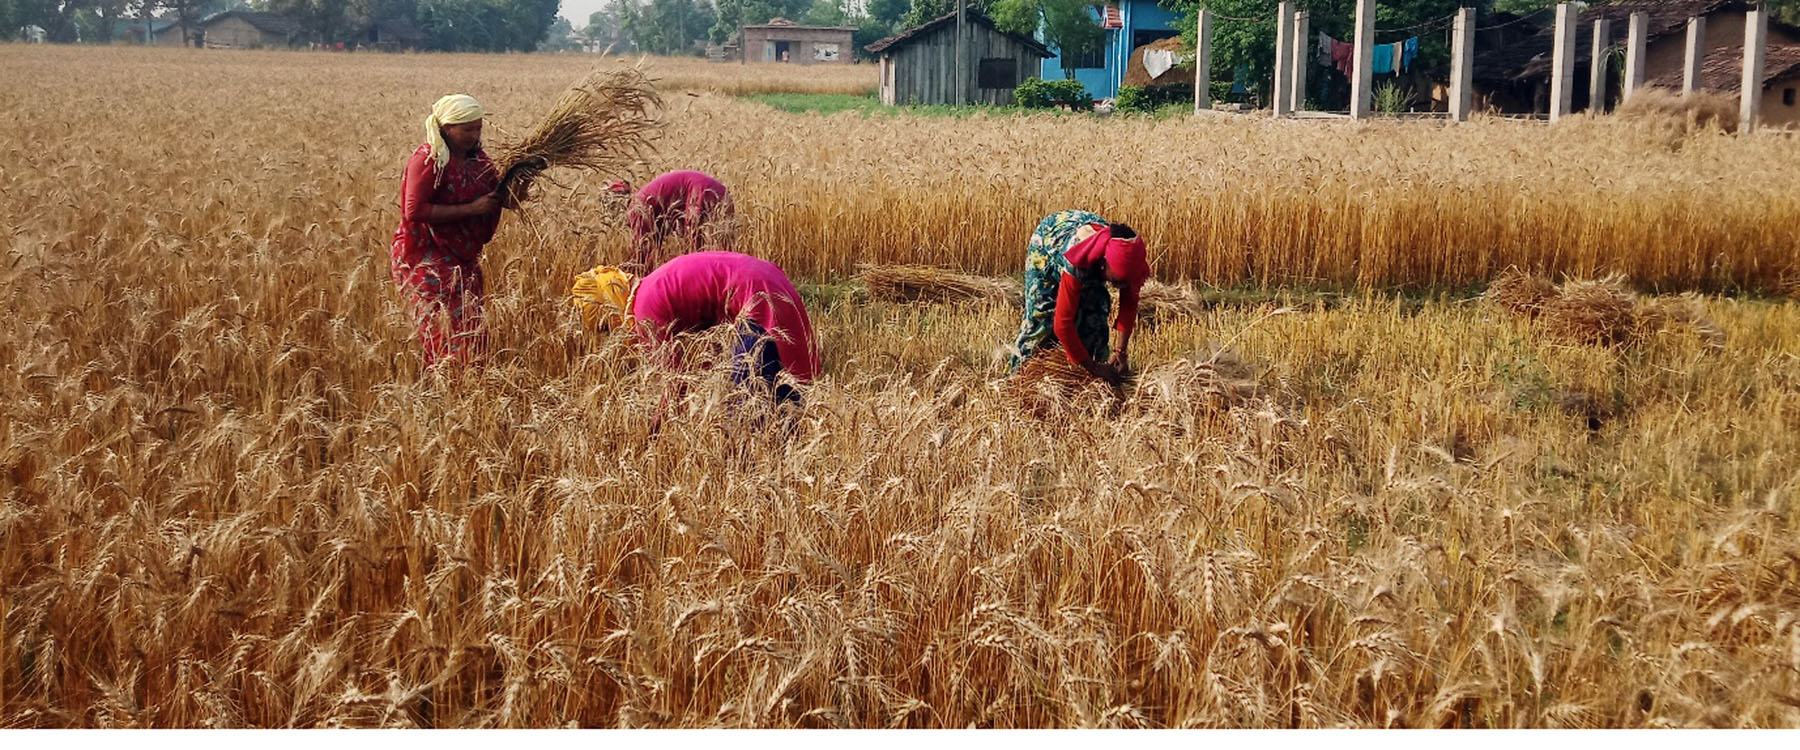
1540,276,1640,345
858,264,1019,304
1136,280,1204,326
1634,294,1727,349
1486,273,1726,349
1482,268,1558,316
1002,349,1127,419
495,67,663,203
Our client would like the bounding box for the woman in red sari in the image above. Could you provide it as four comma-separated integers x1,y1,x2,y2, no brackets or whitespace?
389,94,522,369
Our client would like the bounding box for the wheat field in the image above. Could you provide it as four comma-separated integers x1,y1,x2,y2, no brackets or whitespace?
2,46,1798,728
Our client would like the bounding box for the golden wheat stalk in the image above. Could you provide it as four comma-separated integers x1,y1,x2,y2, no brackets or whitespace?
495,67,663,204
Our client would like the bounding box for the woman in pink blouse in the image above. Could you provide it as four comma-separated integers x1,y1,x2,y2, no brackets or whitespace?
610,170,735,267
571,251,819,428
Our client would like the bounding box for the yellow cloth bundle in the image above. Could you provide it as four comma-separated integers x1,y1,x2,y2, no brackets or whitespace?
571,265,638,332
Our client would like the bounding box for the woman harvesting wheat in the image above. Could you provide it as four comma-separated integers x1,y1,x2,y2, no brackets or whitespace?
609,170,735,268
389,94,525,369
1009,210,1151,387
572,251,819,430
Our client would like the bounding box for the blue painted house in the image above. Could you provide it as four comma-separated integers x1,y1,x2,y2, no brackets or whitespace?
1038,0,1184,100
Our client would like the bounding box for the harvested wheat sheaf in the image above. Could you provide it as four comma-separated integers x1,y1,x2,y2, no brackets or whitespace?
1003,349,1126,419
1482,269,1557,317
1634,294,1728,349
1137,280,1204,325
1493,274,1728,349
1540,276,1640,345
858,264,1019,305
1005,344,1266,421
496,67,663,202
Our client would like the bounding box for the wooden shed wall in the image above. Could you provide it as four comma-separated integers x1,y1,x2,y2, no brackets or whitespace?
885,24,1043,106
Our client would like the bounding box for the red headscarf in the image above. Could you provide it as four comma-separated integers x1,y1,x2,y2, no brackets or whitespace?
1063,223,1150,289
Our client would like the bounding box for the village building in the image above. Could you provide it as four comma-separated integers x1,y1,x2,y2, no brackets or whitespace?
740,18,855,65
1037,0,1182,100
192,11,302,48
1472,0,1800,121
358,18,425,52
865,11,1052,106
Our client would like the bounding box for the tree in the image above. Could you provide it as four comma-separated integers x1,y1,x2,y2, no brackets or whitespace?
586,2,634,50
540,14,576,48
798,0,842,26
267,0,353,43
416,0,557,51
620,0,713,55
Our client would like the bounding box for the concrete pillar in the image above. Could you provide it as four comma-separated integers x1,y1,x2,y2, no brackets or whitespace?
1589,18,1611,113
1550,3,1577,121
1451,7,1475,122
1683,16,1706,97
1742,8,1768,134
1273,1,1293,116
1194,10,1214,113
1350,0,1375,119
1290,11,1310,112
1625,11,1647,101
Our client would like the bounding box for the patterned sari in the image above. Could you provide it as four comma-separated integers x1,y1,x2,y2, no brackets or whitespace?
1009,210,1115,370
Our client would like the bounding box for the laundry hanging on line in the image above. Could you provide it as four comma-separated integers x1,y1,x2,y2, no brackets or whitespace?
1318,32,1418,76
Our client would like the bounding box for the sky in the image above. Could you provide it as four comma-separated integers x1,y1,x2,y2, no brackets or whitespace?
559,0,610,29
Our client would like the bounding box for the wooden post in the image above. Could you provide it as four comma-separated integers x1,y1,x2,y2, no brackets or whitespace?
1273,1,1293,116
1451,7,1474,122
1589,18,1611,113
1551,3,1576,121
1290,10,1310,113
1194,10,1214,113
955,0,967,106
1742,8,1767,134
1625,11,1647,101
1350,0,1375,119
1683,16,1707,97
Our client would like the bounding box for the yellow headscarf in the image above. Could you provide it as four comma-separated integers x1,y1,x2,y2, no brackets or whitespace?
424,94,485,186
571,265,639,333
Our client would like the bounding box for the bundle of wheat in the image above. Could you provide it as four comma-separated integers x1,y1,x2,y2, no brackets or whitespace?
1540,276,1638,345
1002,349,1126,419
1137,280,1203,326
495,67,663,204
1633,295,1726,349
1483,269,1558,317
1131,344,1264,415
858,264,1019,305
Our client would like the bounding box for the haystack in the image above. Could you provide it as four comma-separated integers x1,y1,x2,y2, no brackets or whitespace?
1137,280,1203,325
1482,269,1557,317
858,264,1019,305
1120,36,1193,91
1633,294,1726,349
1539,276,1638,346
495,68,662,204
1003,349,1126,419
